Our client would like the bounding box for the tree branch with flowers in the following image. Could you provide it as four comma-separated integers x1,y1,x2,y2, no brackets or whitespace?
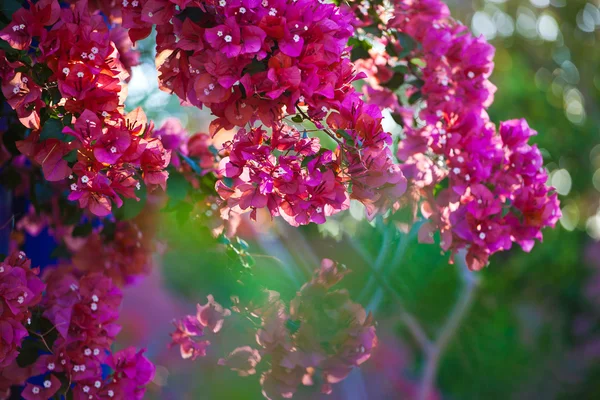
0,0,560,399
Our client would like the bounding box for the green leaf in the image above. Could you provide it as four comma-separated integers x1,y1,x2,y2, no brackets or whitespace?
348,37,372,61
408,91,422,105
336,129,355,144
291,115,304,123
301,154,317,168
0,0,22,19
382,72,405,90
40,119,73,142
396,32,417,59
63,150,78,163
391,113,405,127
166,171,191,204
114,184,147,220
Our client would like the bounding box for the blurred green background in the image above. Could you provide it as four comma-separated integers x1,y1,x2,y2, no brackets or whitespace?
117,1,600,399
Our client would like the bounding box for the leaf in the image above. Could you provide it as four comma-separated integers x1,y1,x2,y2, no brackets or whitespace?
301,154,317,168
166,171,191,204
63,150,78,163
382,72,405,90
114,184,147,220
40,119,73,142
391,113,405,127
0,0,22,19
348,37,372,61
16,338,44,368
396,32,417,59
392,65,410,74
336,129,355,143
291,115,304,123
408,91,422,105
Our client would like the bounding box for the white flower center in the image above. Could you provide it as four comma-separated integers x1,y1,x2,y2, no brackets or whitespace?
224,35,232,43
44,380,52,388
293,34,300,42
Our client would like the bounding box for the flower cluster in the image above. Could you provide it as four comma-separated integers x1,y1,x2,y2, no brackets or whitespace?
0,0,170,217
6,266,156,400
72,220,155,286
350,0,561,269
120,0,407,224
0,252,45,369
217,124,349,225
169,295,231,360
219,259,377,399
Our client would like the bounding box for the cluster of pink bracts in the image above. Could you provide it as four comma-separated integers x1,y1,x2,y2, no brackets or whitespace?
0,252,155,400
171,259,377,399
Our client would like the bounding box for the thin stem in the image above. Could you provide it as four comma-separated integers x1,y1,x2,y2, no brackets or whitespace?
417,252,478,400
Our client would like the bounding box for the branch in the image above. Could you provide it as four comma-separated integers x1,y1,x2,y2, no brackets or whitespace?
417,252,478,400
347,232,431,350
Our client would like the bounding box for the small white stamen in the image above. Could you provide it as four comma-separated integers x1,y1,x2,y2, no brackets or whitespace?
44,380,51,388
92,295,99,302
293,34,300,42
239,7,246,13
479,233,486,240
94,381,101,388
224,35,232,43
77,72,84,78
63,67,70,75
110,146,117,154
32,388,40,394
71,183,78,191
91,303,98,311
217,31,223,37
467,71,475,79
452,168,460,174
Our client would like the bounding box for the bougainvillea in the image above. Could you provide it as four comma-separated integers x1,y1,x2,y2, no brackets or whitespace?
0,0,561,398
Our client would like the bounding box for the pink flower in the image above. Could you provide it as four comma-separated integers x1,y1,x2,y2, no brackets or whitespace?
196,295,231,334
